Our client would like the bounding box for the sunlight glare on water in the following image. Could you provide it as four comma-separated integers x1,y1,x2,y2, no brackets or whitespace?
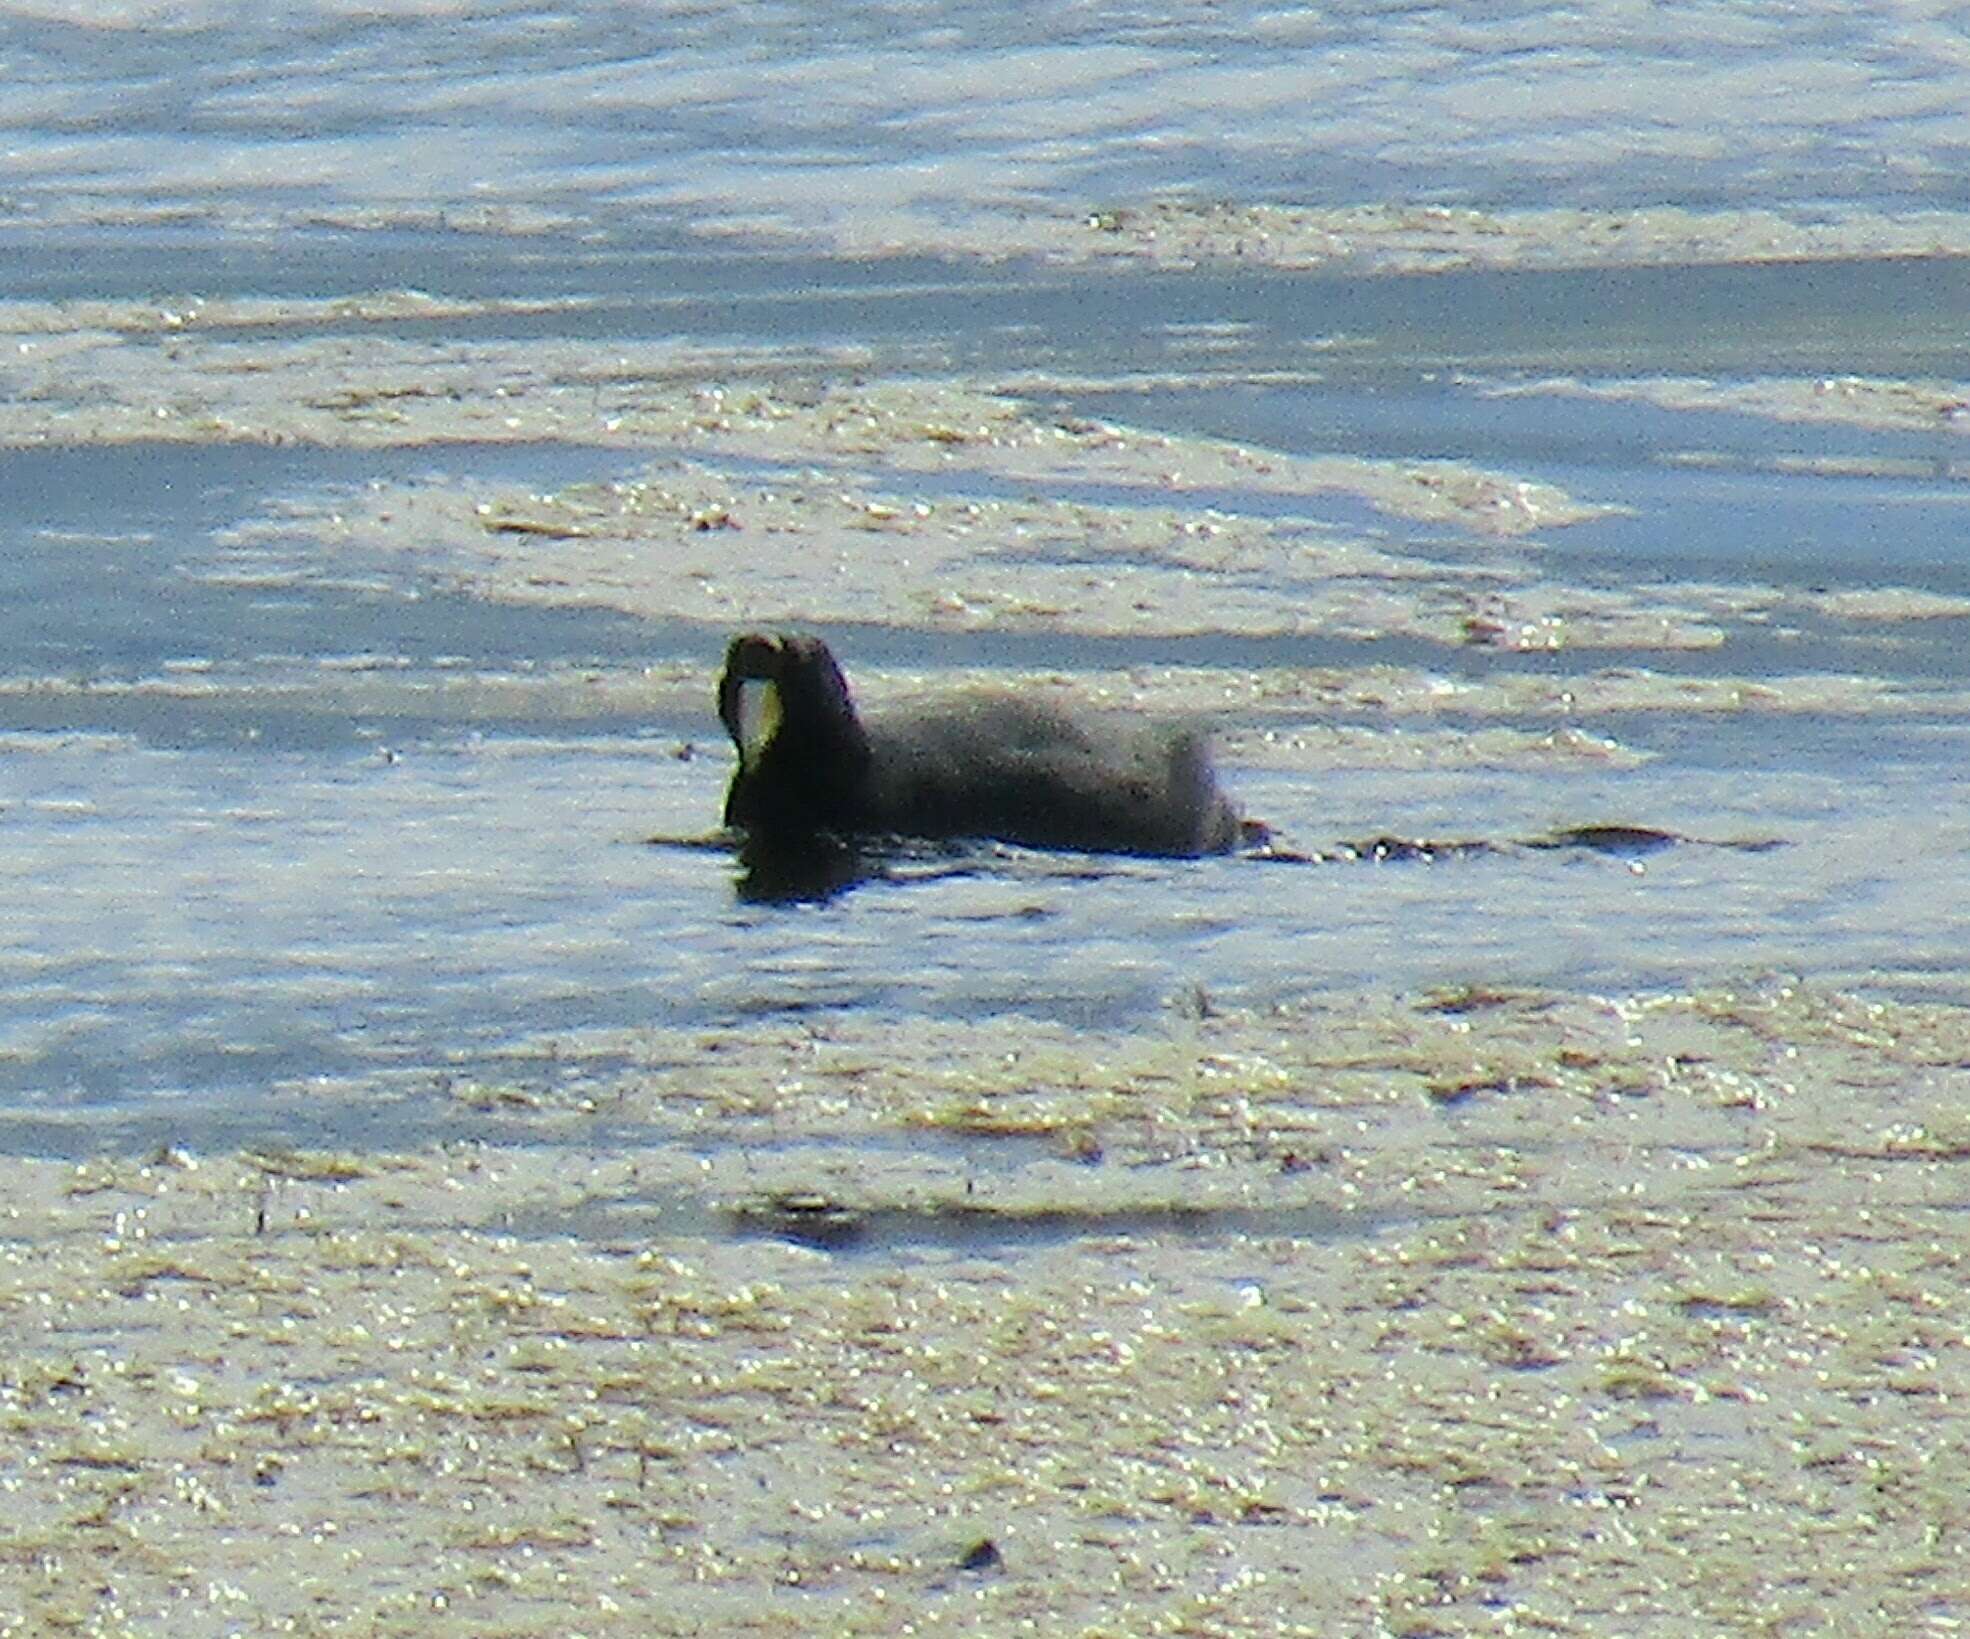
2,0,1967,236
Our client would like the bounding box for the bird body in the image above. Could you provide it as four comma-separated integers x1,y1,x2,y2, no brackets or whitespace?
718,633,1241,857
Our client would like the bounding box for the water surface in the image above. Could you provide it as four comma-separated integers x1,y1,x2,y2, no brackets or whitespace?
4,3,1970,1145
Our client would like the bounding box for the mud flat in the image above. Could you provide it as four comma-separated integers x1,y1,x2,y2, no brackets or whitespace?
4,978,1970,1634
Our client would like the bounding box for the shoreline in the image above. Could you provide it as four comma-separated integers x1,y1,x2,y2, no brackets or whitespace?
6,978,1969,1631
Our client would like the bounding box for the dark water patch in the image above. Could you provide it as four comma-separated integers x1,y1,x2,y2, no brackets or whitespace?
1538,464,1970,592
0,689,711,757
16,229,1970,383
696,255,1970,383
0,439,636,534
0,223,777,308
1059,377,1970,484
1057,380,1970,600
1579,709,1970,776
0,441,694,684
0,1085,468,1165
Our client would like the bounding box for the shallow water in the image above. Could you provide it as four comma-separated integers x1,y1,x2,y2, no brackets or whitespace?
7,645,1968,1122
1,3,1968,1147
6,280,1970,1126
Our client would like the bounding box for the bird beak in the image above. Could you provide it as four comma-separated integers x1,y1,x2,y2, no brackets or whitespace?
733,677,782,768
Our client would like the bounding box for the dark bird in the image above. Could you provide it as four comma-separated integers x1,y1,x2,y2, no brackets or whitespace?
717,632,1244,857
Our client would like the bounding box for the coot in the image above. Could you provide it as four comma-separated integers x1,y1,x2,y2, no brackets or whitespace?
718,632,1243,857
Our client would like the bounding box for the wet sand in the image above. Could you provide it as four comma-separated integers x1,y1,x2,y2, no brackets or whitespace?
7,979,1970,1633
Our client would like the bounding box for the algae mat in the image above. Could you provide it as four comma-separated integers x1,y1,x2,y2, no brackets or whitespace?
4,980,1968,1635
